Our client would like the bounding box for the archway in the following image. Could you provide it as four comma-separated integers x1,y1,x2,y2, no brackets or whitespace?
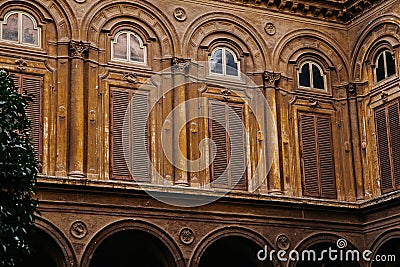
198,236,274,267
16,228,66,267
89,229,177,267
371,238,400,267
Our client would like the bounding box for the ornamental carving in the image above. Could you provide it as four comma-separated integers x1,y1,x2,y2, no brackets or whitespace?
263,71,281,87
15,58,27,71
123,72,138,84
172,57,190,72
347,82,356,97
276,234,290,250
174,7,187,22
70,221,88,239
179,227,194,245
264,22,276,36
69,41,90,59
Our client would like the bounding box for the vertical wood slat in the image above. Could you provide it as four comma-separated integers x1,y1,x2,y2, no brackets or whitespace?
10,73,42,167
375,101,400,193
299,112,336,198
209,100,246,190
110,87,150,181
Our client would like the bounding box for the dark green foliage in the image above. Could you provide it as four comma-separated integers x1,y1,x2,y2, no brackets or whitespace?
0,69,38,266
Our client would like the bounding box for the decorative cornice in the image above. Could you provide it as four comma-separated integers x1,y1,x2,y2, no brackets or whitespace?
209,0,384,23
69,40,90,59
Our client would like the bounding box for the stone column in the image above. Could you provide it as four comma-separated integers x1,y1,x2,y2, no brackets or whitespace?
172,57,189,186
347,83,365,200
68,41,89,178
263,71,282,194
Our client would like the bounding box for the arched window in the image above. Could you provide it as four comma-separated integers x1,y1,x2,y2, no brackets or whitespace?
1,11,40,46
298,62,326,90
111,31,146,64
375,50,396,83
209,47,240,77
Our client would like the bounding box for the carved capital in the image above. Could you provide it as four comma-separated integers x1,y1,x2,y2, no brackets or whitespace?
347,82,357,97
69,40,90,59
15,58,27,72
172,57,190,72
263,71,281,88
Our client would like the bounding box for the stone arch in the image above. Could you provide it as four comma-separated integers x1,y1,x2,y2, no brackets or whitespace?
182,12,268,72
351,15,400,82
82,1,178,57
288,233,361,267
0,0,75,40
368,229,400,266
189,225,279,267
29,217,77,267
273,29,349,85
81,219,184,267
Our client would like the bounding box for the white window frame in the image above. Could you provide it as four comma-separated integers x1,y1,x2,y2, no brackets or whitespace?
374,50,396,83
111,31,146,65
209,47,240,78
0,11,41,47
298,61,327,91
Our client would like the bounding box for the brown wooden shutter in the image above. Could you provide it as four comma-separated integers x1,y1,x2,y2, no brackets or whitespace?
110,88,130,179
299,112,336,198
229,104,246,190
10,73,42,167
375,101,400,193
210,101,229,188
209,100,246,190
130,91,150,182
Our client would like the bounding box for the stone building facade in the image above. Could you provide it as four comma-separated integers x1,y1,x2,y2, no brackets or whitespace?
1,0,400,266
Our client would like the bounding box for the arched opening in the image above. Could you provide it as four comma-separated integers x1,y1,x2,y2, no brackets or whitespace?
371,238,400,267
89,229,176,267
198,236,274,267
294,242,360,267
16,228,66,267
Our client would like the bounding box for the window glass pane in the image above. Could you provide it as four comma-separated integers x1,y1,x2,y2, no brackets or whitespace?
113,33,128,60
210,49,223,74
312,64,325,89
225,50,238,76
376,53,385,82
386,51,396,77
2,13,18,42
299,63,311,87
130,34,144,62
22,14,38,45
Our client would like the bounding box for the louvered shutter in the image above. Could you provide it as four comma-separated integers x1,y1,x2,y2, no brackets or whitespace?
299,113,336,198
229,104,246,190
210,101,229,188
21,75,42,163
299,114,320,197
110,89,130,179
388,103,400,188
317,116,336,198
10,74,42,166
375,102,400,193
130,91,150,182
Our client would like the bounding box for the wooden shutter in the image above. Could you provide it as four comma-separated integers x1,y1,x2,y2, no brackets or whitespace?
110,87,150,181
210,101,229,188
375,101,400,193
209,100,246,190
110,88,130,179
229,104,246,190
299,112,336,198
10,73,42,167
130,91,150,182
